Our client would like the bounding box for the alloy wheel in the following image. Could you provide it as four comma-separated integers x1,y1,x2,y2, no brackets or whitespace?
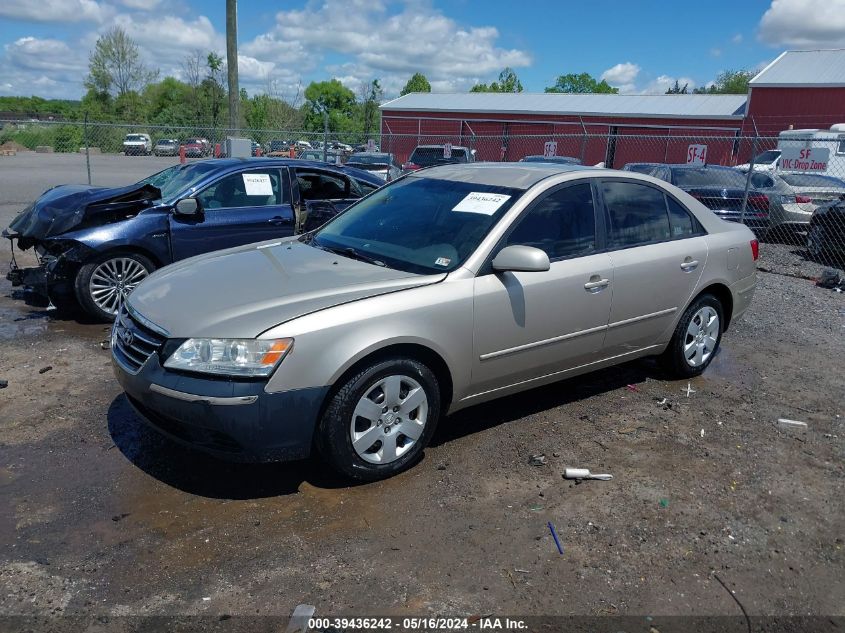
88,257,149,316
683,306,719,367
350,375,429,464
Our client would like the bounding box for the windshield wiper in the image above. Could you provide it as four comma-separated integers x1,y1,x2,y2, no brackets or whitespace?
318,244,386,267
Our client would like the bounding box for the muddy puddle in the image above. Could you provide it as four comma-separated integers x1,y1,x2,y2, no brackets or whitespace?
0,306,49,341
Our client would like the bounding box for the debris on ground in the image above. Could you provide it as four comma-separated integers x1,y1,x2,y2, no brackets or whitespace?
626,384,640,392
0,379,7,389
99,340,110,350
776,418,808,429
528,454,547,466
700,429,705,438
38,366,53,374
684,383,696,397
816,269,844,291
563,467,613,481
286,604,317,633
659,498,670,508
547,521,564,555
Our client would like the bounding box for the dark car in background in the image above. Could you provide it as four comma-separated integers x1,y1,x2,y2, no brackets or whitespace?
299,149,345,164
623,163,772,231
402,145,476,172
345,152,401,181
808,197,845,260
520,155,582,165
153,139,180,157
3,159,383,320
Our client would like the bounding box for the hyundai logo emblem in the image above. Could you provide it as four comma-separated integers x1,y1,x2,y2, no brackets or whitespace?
118,326,134,347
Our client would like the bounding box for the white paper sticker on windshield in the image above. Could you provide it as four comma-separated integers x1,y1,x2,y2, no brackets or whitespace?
242,173,273,196
434,257,451,267
452,192,511,215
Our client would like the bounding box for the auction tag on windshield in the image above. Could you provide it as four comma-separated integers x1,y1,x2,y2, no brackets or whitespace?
242,173,273,196
434,257,451,267
452,192,511,215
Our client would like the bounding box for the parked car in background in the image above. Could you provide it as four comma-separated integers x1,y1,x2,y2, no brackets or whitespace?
123,134,152,156
623,163,773,232
736,149,782,172
345,152,401,181
299,149,345,164
110,163,757,480
3,158,383,320
520,155,582,165
251,140,261,156
182,138,209,158
153,139,180,157
744,171,845,236
353,143,381,153
402,145,476,172
808,197,845,260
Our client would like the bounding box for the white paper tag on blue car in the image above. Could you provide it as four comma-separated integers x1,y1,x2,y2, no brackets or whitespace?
243,173,273,196
452,192,511,215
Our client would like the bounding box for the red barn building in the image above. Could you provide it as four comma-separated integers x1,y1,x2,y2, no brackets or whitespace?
379,48,845,167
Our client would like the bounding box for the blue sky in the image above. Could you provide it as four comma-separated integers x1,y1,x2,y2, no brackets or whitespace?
0,0,842,100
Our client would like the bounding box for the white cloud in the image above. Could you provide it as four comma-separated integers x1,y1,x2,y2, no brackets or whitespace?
759,0,845,47
253,0,532,93
115,0,162,9
600,62,640,93
4,37,86,73
643,74,697,94
710,47,722,57
732,33,744,44
0,0,111,23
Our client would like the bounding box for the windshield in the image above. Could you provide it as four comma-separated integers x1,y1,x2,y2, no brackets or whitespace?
672,168,747,188
311,176,524,274
125,135,146,142
409,147,469,167
780,173,845,188
137,163,220,204
753,150,781,163
521,155,580,164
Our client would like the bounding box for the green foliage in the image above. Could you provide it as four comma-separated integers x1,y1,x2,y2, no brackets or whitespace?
400,73,432,96
0,96,81,119
666,80,689,94
86,26,157,97
693,69,754,94
304,79,357,132
545,73,619,94
470,67,523,93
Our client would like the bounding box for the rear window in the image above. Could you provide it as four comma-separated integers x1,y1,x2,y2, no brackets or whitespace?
409,147,469,166
780,173,845,188
671,168,747,188
753,150,781,163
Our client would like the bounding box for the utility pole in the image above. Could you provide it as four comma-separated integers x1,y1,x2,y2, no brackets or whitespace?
226,0,239,132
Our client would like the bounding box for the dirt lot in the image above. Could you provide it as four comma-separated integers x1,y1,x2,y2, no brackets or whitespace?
0,154,843,628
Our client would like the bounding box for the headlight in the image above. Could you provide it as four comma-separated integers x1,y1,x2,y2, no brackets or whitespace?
163,338,293,377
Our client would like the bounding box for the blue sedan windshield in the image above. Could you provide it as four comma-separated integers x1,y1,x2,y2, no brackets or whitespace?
138,163,221,204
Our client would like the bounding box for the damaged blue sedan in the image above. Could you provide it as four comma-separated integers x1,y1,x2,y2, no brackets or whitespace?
3,158,382,320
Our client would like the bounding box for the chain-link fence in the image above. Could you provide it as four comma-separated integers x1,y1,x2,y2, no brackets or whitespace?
2,118,844,275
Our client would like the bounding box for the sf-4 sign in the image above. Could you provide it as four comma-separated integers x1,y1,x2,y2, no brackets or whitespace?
687,144,707,165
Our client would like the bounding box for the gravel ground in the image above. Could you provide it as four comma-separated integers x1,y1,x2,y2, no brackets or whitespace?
0,153,843,628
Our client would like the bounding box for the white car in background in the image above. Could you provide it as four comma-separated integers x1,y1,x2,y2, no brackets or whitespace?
123,133,152,156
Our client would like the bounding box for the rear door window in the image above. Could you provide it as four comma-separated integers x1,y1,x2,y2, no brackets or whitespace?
295,169,351,201
666,197,703,238
601,181,672,248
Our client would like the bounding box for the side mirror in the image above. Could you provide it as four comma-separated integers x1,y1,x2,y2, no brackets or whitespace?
491,245,550,273
175,197,200,216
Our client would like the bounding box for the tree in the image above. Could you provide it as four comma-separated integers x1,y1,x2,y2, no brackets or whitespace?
86,26,157,98
665,79,689,94
203,52,226,128
544,73,618,94
470,67,523,93
400,73,431,95
304,79,357,131
225,0,239,129
693,69,754,94
359,79,383,137
182,50,205,124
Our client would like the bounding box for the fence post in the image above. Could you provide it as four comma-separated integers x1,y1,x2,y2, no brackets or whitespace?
83,112,91,185
322,110,329,163
579,116,588,163
740,119,759,225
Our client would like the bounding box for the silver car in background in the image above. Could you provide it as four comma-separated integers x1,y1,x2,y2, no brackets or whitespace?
112,164,758,480
345,152,402,181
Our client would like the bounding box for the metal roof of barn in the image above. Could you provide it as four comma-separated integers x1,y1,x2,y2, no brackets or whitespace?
379,92,748,119
751,49,845,87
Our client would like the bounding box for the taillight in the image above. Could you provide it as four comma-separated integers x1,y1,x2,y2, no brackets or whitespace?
402,162,420,171
750,239,759,261
747,193,769,215
795,194,812,204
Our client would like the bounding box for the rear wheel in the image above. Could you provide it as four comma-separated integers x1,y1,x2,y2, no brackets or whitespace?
317,358,441,481
74,252,155,321
659,294,723,378
807,224,826,261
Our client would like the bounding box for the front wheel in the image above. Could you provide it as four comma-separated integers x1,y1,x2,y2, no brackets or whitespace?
74,252,155,321
317,358,441,481
659,294,723,378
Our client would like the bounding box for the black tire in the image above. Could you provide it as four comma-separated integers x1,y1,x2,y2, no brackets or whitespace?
807,223,826,262
659,293,724,378
317,357,441,481
74,252,155,322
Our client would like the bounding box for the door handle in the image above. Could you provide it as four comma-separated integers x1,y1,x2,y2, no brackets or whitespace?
584,277,610,291
268,216,292,225
680,259,699,271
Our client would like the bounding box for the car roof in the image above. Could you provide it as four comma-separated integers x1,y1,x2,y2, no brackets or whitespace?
411,162,597,188
188,157,383,184
414,144,471,150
